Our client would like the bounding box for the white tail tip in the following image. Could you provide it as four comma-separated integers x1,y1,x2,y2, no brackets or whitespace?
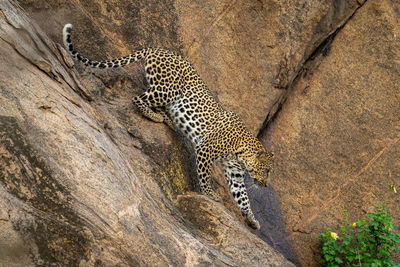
62,24,74,48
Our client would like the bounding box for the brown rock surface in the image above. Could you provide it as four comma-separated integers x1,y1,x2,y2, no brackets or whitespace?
19,0,362,134
176,0,362,133
15,2,366,262
1,1,293,266
262,0,400,265
2,0,399,266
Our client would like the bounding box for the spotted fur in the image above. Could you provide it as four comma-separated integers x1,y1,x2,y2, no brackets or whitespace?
63,24,274,229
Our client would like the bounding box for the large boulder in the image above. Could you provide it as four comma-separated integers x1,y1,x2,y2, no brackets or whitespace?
3,0,397,265
0,1,294,266
16,1,366,264
262,0,400,265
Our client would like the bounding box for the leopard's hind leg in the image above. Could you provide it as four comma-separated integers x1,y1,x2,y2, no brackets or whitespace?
132,53,177,128
132,93,168,123
195,142,221,202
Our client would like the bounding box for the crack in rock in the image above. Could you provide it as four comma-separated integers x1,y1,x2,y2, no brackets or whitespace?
258,0,368,138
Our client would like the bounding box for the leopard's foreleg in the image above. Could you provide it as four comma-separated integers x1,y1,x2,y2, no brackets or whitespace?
222,158,260,230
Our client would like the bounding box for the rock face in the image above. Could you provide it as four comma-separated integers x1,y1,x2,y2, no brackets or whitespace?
262,0,400,265
1,1,293,266
17,0,362,135
1,0,399,266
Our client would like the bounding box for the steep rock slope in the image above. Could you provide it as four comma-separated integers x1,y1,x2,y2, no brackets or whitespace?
19,0,362,134
16,1,366,264
0,1,293,266
2,0,397,266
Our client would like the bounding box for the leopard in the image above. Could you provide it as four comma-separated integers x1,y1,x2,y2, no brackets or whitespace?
63,23,274,229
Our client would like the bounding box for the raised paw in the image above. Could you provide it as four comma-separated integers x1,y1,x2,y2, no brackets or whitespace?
131,96,164,123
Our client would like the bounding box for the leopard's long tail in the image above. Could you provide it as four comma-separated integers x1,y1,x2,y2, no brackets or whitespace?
63,24,148,69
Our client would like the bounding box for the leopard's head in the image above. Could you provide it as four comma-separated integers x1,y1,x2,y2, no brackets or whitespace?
244,148,274,187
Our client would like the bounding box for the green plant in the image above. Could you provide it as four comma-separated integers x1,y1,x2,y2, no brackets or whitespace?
319,204,400,266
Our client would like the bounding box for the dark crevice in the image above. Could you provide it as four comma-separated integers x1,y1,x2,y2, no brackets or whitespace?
257,99,283,139
257,0,368,139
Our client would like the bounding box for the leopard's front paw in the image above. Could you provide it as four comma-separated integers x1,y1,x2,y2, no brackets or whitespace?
245,214,260,230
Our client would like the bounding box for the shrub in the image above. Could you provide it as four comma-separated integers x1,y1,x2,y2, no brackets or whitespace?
319,204,400,266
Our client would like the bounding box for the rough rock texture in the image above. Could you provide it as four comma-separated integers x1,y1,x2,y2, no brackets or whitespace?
15,0,368,264
262,0,400,265
18,0,362,135
0,1,293,266
176,0,362,134
2,0,399,266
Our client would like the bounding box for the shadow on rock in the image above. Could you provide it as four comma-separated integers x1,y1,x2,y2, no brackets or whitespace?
245,174,299,265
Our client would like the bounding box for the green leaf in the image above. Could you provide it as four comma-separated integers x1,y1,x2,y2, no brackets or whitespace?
325,255,333,261
334,257,343,264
